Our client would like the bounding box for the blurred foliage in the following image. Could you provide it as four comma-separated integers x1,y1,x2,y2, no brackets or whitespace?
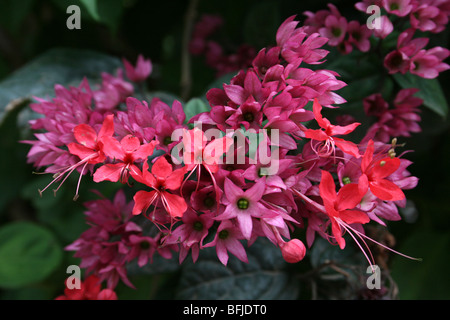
0,0,449,300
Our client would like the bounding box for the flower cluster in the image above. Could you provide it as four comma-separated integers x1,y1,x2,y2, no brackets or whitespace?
303,1,450,78
362,88,423,143
24,14,422,293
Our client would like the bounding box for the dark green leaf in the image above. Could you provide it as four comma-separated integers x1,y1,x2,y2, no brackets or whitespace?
80,0,125,32
176,238,299,300
184,97,210,124
0,47,122,128
393,73,449,118
0,221,63,289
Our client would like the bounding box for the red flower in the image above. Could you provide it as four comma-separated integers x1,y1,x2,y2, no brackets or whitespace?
358,140,405,201
304,99,361,158
55,275,117,300
319,170,369,249
39,114,115,200
68,114,115,164
94,135,158,184
131,156,187,219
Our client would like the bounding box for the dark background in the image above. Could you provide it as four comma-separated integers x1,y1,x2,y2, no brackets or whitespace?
0,0,449,299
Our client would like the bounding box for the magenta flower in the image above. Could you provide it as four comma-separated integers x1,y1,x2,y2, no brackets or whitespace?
215,178,275,240
372,15,394,39
203,220,248,265
122,54,152,83
276,16,329,64
347,20,372,52
319,14,348,46
382,0,413,17
410,46,450,79
410,2,441,32
164,209,215,263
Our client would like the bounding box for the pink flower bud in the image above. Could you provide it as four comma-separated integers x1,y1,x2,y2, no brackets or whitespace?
280,239,306,263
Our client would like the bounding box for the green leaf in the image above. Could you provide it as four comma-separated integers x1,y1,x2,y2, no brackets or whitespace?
393,73,449,118
176,238,299,300
183,97,210,124
0,221,63,289
79,0,124,32
0,47,122,128
79,0,101,21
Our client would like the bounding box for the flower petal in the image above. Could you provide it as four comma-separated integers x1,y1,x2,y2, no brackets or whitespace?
243,178,266,202
224,177,244,203
98,114,115,138
336,183,363,211
319,170,337,203
370,157,400,180
120,135,141,153
73,124,97,149
161,191,187,218
370,179,405,201
334,137,361,158
164,167,187,190
132,190,157,215
93,163,123,183
151,156,173,179
101,136,125,161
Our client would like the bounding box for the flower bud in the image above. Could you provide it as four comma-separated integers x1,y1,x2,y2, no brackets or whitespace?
280,239,306,263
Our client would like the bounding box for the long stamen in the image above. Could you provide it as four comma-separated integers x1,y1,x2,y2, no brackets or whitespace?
39,153,95,198
336,218,377,272
73,160,90,201
180,163,199,207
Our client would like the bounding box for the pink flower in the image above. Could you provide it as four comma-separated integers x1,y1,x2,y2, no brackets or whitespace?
362,89,423,142
410,46,450,79
363,93,390,117
276,16,329,64
164,209,215,263
347,20,372,52
122,54,152,83
215,178,275,240
280,239,306,263
372,15,394,39
382,0,413,17
203,220,248,265
127,235,157,267
410,2,441,32
319,14,348,46
355,0,382,12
